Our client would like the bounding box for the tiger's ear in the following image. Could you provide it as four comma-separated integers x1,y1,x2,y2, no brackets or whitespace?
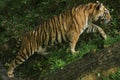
96,3,103,11
96,1,100,4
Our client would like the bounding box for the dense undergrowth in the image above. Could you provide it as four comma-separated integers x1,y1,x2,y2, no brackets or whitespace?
0,0,120,79
103,69,120,80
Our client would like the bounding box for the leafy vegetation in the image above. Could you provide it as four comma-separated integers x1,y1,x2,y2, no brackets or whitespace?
0,0,120,79
103,69,120,80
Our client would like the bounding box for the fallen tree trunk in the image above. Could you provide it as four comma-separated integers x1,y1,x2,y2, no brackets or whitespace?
42,42,120,80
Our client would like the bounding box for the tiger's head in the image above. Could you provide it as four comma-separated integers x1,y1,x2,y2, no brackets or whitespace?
91,1,111,23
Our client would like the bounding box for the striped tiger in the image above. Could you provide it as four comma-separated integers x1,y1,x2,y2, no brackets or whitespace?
7,1,111,78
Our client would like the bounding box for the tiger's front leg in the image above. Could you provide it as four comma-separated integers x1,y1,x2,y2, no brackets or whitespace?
92,23,107,40
87,23,107,40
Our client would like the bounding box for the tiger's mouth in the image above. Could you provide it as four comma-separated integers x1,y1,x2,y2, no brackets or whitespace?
100,19,110,24
98,16,111,24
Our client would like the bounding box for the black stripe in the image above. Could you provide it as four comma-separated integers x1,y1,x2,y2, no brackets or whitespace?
20,53,26,60
55,16,62,43
45,22,49,46
57,17,64,42
73,18,79,33
61,16,66,32
29,41,33,55
34,30,39,49
42,30,47,47
65,35,71,43
48,19,52,45
57,15,65,42
36,27,41,46
24,40,31,57
59,28,64,43
22,49,27,57
51,18,58,44
42,22,45,47
15,57,24,65
40,24,44,46
33,30,37,47
24,37,30,57
53,19,58,44
48,20,51,45
43,22,48,46
91,4,98,16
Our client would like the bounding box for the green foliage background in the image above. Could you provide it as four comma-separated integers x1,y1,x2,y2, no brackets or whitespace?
0,0,120,79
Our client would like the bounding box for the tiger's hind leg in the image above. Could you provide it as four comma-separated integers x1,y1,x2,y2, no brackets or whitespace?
7,42,37,78
7,53,33,78
7,60,18,78
7,51,30,78
7,55,23,78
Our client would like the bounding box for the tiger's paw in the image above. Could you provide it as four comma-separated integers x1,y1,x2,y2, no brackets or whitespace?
103,35,107,40
7,71,14,78
71,50,80,54
66,48,80,54
7,73,14,78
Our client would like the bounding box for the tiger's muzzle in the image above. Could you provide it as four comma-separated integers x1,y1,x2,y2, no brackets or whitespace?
99,9,111,24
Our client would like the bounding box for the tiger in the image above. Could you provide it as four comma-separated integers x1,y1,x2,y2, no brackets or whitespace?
7,1,111,78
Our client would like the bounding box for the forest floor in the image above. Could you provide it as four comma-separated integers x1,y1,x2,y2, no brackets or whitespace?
42,42,120,80
0,41,120,80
